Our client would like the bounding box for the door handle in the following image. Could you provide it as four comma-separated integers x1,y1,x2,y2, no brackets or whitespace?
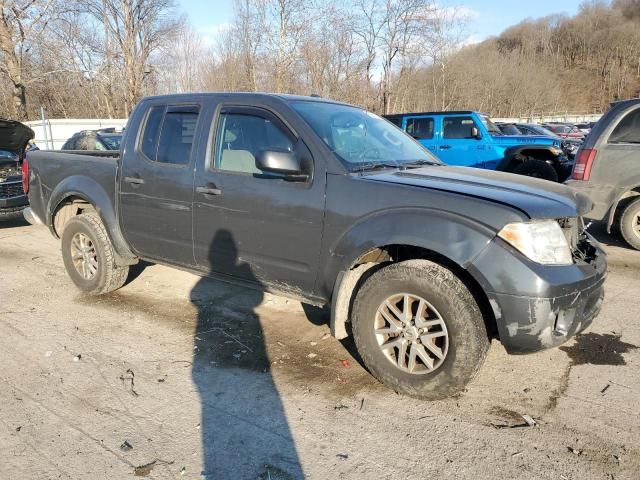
124,176,145,185
439,145,451,150
196,185,222,196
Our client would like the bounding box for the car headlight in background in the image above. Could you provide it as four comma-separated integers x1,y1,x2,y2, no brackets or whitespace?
498,220,573,265
550,146,563,156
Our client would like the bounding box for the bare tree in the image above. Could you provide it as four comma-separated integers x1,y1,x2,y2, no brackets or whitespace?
84,0,184,115
0,0,56,119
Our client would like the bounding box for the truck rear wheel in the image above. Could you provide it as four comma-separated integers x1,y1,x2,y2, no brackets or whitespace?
620,197,640,250
351,259,489,399
61,213,129,295
511,159,558,182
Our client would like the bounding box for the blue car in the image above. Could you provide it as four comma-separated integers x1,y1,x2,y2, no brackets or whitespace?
385,111,571,182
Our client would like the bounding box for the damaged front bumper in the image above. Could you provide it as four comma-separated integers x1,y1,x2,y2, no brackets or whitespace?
469,232,607,354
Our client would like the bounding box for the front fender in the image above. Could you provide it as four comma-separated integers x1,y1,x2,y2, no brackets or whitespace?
319,207,496,299
48,175,136,264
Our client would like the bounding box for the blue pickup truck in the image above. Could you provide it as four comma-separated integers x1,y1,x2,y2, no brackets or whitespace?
385,111,571,182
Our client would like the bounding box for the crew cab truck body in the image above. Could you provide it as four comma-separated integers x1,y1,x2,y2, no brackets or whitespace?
24,93,606,399
565,99,640,250
385,111,571,182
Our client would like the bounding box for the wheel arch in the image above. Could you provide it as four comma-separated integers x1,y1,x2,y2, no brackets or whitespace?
607,186,640,232
325,209,498,341
48,176,137,266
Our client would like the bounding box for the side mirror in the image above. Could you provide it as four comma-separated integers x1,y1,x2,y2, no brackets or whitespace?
256,150,308,181
471,126,481,139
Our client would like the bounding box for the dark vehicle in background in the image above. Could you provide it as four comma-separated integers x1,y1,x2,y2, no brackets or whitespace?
0,119,34,221
575,122,597,135
516,123,581,159
24,93,605,399
62,128,123,151
495,123,522,135
386,111,571,182
566,99,640,249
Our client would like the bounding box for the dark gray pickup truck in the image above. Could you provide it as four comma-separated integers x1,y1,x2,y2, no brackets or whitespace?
24,93,606,399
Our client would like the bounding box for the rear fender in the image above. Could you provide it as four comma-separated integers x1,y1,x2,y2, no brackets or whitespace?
48,175,136,265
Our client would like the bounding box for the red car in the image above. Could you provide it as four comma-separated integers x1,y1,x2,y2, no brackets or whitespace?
542,123,585,141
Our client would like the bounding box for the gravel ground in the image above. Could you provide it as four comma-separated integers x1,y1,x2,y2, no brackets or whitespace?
0,219,638,480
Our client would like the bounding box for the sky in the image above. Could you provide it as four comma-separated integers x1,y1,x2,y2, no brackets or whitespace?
180,0,585,45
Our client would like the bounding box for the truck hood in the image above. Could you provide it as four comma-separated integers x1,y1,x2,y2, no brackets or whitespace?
364,165,592,219
0,119,34,156
492,134,559,147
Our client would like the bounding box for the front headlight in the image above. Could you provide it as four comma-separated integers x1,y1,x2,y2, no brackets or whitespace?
550,147,563,156
498,220,573,265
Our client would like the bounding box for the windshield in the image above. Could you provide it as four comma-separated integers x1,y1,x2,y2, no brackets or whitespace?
498,124,522,135
99,134,122,150
480,115,502,135
291,101,441,170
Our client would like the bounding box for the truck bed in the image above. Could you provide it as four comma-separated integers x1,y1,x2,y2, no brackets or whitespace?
27,150,120,227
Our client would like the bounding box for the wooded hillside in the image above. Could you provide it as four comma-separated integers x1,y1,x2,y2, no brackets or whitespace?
1,0,639,121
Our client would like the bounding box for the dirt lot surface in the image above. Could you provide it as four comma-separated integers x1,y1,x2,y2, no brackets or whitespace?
0,219,639,479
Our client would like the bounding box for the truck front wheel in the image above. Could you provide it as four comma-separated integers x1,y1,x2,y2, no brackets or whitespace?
511,159,559,182
351,260,489,399
61,213,129,295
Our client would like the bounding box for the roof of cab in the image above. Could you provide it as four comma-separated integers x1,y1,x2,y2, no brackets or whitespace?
139,92,348,106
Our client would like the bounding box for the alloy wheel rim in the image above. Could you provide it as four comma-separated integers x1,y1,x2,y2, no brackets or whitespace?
633,213,640,239
374,293,449,374
71,232,98,280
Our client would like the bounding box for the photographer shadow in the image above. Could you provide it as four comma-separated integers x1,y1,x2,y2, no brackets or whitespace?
190,229,303,479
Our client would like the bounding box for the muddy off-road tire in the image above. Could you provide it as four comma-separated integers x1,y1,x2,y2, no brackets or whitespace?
511,159,559,182
620,197,640,251
351,260,489,399
0,206,26,222
61,213,129,295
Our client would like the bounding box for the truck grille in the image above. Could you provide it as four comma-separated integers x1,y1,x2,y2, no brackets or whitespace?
0,180,24,198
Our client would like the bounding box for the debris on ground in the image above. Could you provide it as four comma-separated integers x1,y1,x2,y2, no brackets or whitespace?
336,453,349,460
73,354,82,362
567,446,583,456
307,353,317,359
120,440,133,451
133,460,156,476
601,383,611,394
119,368,139,397
334,403,348,410
310,341,317,346
340,359,351,368
257,464,295,480
489,410,538,429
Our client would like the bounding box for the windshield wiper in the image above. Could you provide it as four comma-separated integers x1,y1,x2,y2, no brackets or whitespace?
401,159,440,168
350,162,401,173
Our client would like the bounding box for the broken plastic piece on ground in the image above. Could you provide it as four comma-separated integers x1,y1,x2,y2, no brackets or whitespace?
120,440,133,451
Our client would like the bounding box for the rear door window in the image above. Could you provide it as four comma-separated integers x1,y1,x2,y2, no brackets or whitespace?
609,108,640,144
406,117,434,139
140,105,200,165
156,107,199,165
141,106,165,160
443,116,477,139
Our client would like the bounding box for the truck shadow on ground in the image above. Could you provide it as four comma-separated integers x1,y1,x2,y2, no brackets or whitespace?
0,216,28,229
190,230,304,480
